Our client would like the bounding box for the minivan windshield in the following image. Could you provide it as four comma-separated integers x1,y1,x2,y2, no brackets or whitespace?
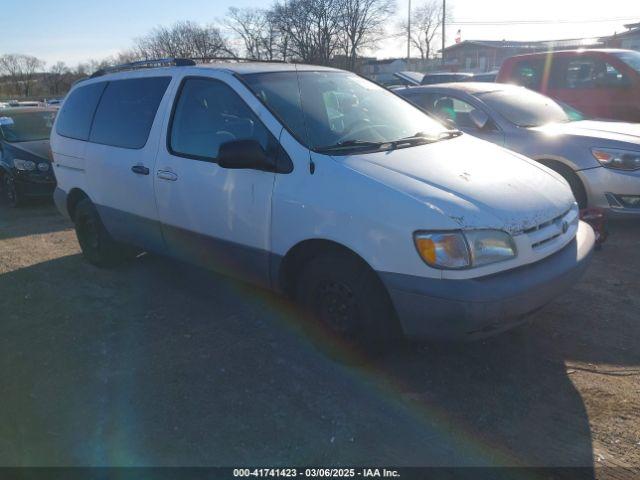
0,110,56,143
612,50,640,74
477,87,571,127
243,71,449,153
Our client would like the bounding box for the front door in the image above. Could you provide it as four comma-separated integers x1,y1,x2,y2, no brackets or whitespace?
154,75,279,287
550,55,633,121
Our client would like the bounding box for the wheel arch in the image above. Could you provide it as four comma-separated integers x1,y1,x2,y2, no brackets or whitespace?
535,157,588,208
276,238,379,299
66,188,90,221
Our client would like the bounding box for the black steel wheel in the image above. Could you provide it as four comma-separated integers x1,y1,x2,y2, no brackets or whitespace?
297,251,401,354
74,198,126,267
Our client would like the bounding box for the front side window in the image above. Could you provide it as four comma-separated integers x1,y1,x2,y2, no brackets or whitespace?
0,110,56,143
561,57,629,89
243,71,447,152
90,76,171,149
169,77,272,160
56,81,106,141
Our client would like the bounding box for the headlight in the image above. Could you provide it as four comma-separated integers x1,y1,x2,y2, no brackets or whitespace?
13,158,36,171
37,162,50,172
414,230,516,269
465,230,517,267
592,148,640,171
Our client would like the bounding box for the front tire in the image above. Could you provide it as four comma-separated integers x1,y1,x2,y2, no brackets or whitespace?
74,198,127,267
296,252,401,353
3,175,22,208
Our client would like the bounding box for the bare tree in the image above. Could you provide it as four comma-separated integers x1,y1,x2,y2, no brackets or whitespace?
399,0,451,59
272,0,343,65
0,54,45,97
340,0,395,70
43,61,70,96
224,7,291,61
133,21,235,60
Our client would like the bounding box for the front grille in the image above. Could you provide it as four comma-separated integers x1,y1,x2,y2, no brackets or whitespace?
522,208,571,235
522,206,578,251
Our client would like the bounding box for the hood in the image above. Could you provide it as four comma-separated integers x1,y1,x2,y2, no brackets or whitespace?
340,135,575,234
531,120,640,146
4,140,52,162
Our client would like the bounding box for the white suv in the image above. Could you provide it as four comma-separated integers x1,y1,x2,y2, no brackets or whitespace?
50,59,595,347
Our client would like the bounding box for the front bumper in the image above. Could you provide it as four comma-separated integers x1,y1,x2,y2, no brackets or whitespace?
14,172,56,198
579,166,640,217
380,221,595,341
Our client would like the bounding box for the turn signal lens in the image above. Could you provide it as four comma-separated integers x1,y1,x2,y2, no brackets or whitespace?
414,232,471,269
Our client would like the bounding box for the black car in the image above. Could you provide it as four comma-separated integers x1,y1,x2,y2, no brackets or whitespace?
420,72,475,85
0,107,57,207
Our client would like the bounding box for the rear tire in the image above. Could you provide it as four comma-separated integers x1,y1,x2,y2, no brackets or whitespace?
296,252,401,354
540,161,588,209
74,198,127,267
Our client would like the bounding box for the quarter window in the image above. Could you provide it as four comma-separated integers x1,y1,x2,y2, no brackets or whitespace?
169,78,272,160
89,77,171,149
56,82,106,141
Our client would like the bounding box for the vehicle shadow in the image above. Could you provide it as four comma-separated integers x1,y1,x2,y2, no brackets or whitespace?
1,226,637,470
0,201,70,241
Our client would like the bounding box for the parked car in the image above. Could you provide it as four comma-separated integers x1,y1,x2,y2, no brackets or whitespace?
0,107,57,207
396,82,640,214
392,71,426,86
421,72,475,85
51,60,595,348
472,71,499,82
497,49,640,122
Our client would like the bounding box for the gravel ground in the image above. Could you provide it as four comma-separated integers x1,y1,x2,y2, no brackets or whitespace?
0,201,638,476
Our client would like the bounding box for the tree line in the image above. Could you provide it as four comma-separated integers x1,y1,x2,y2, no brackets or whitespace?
1,0,449,99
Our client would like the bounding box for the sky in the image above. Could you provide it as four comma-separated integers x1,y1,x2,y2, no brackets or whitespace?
0,0,638,66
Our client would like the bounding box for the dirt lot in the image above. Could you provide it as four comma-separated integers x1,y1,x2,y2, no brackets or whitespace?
0,201,639,475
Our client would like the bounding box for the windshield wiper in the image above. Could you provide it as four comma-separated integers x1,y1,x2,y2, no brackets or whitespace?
315,139,384,153
386,130,462,148
438,130,463,139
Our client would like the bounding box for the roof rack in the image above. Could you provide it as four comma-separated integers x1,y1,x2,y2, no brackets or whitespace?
90,58,196,78
90,56,288,78
189,56,287,64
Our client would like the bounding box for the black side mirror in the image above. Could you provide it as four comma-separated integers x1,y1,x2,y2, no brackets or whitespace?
218,139,276,172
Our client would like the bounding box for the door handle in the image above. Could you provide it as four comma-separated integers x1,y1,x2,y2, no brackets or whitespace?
157,170,178,181
131,165,150,175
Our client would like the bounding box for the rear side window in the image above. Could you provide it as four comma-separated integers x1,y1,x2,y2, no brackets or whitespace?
56,82,106,140
90,77,171,149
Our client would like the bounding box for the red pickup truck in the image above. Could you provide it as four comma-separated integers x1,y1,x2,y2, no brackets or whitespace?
497,49,640,123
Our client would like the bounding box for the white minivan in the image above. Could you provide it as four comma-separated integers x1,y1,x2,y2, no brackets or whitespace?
51,59,595,347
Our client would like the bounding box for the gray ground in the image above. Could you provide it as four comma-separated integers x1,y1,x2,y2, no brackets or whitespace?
0,202,639,475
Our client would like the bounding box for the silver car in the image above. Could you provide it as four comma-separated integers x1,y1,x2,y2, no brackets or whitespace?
397,83,640,216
